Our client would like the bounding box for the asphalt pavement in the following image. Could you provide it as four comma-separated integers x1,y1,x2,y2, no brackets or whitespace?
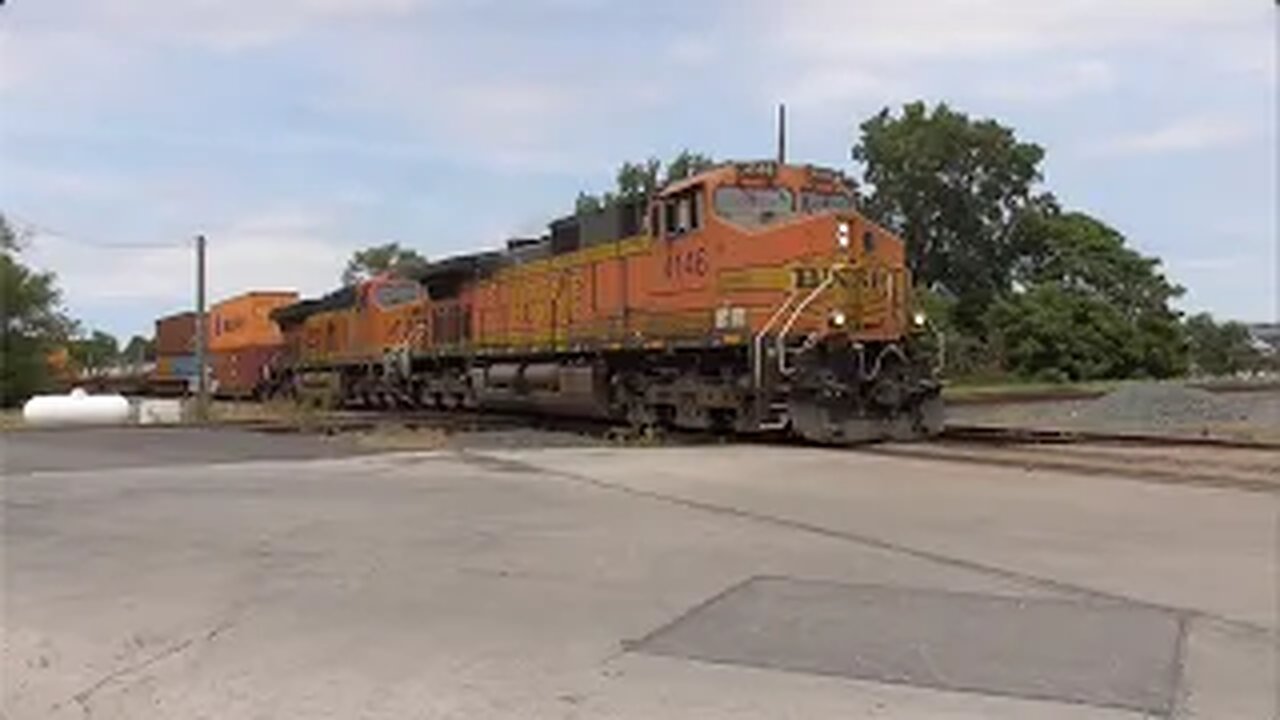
2,428,1274,718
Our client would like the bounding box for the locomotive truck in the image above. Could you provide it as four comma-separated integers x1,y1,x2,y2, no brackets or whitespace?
269,160,943,443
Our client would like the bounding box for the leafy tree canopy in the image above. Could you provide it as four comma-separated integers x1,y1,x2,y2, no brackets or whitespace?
853,101,1047,330
988,284,1143,382
989,209,1187,380
577,150,715,215
122,334,155,363
1011,210,1183,316
1185,313,1262,377
1,212,76,405
68,330,120,374
342,242,428,286
663,150,716,184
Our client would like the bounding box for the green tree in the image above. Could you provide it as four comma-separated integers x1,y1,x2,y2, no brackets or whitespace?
1184,313,1260,377
990,210,1187,380
664,150,716,184
1,213,75,404
577,151,714,215
574,192,605,215
989,285,1141,382
342,242,427,285
853,102,1048,330
913,287,1004,380
122,334,155,364
68,330,120,375
616,157,662,200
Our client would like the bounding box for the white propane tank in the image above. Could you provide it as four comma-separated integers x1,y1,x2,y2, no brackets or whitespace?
22,388,131,427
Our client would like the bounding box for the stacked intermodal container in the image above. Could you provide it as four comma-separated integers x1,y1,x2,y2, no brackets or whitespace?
154,311,200,385
208,291,298,397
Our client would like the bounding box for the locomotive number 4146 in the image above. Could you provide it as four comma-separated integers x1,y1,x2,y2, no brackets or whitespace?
664,247,708,281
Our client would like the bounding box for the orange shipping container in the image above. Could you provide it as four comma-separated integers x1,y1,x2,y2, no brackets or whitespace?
208,291,298,352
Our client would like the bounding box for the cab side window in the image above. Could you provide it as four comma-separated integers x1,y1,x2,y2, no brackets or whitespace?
663,188,702,238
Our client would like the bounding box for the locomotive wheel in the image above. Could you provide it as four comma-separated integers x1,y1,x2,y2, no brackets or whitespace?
415,384,433,408
623,396,657,429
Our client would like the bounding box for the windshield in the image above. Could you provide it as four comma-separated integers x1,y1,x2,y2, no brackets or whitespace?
713,186,795,228
373,281,422,309
800,190,856,214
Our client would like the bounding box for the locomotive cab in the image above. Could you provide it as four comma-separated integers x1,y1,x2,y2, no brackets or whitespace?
358,276,427,354
651,160,917,341
648,160,941,443
653,161,856,234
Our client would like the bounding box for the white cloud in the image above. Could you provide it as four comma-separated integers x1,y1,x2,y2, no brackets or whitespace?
1171,255,1249,273
666,36,717,66
764,0,1246,65
205,212,350,300
0,0,432,109
319,32,671,174
983,60,1117,103
740,0,1267,135
1095,116,1256,156
0,26,151,104
787,67,901,110
89,0,430,50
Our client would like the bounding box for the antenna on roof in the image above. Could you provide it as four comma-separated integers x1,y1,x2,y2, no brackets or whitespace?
776,103,787,165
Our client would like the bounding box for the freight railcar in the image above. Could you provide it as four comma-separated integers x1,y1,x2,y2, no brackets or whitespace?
208,291,297,397
270,160,942,443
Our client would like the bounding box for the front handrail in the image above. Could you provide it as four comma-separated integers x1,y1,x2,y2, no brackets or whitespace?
752,289,801,388
776,272,835,377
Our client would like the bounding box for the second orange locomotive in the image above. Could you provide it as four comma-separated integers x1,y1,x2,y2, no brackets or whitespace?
270,160,942,443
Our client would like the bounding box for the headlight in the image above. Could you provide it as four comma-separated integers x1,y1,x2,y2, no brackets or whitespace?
836,221,850,249
829,310,847,328
912,311,927,327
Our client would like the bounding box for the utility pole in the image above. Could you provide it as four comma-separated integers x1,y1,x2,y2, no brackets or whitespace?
777,103,787,165
194,234,208,421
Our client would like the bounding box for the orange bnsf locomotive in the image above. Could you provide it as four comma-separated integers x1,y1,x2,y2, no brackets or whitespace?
269,160,942,443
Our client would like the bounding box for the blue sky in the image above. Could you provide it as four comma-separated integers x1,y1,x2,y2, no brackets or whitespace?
2,0,1275,339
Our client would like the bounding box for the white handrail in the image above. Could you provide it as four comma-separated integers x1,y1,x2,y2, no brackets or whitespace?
776,272,835,376
752,289,801,388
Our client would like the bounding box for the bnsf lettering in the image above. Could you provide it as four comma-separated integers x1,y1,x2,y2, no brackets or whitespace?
792,267,885,290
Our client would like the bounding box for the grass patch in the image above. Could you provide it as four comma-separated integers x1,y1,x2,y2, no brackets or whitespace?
355,424,449,451
204,399,334,430
0,407,25,430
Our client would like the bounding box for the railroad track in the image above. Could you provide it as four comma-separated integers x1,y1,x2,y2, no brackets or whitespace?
876,424,1280,494
233,407,644,443
225,408,1279,494
940,422,1279,450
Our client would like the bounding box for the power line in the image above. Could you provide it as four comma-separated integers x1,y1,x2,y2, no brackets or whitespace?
5,212,190,250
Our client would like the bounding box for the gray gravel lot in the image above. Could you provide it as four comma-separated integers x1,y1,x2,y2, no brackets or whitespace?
948,384,1280,441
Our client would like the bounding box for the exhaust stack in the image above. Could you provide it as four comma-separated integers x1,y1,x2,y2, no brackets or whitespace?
776,103,787,165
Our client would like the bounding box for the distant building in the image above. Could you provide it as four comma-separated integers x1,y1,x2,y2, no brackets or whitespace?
1248,323,1280,355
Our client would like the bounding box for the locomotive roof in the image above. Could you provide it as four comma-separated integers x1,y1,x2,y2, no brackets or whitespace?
413,250,507,282
662,161,853,196
270,284,357,325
